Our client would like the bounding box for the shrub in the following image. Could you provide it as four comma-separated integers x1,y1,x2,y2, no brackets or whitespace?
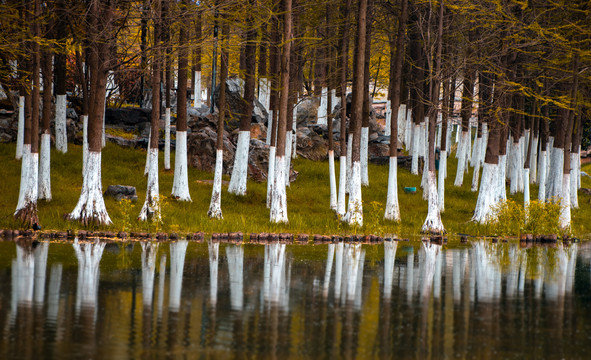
490,199,561,236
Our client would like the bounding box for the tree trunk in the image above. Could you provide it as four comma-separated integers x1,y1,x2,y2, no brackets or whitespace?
139,0,162,221
384,0,407,222
38,49,53,201
193,9,202,107
172,0,191,201
345,0,368,227
270,0,292,223
360,0,373,187
228,4,257,196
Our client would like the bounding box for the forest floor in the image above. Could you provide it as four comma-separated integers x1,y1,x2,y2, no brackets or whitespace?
1,142,590,240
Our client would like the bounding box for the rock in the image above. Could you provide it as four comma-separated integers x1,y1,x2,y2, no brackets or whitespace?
213,77,269,131
297,130,328,161
296,97,318,127
104,185,138,201
250,123,267,140
66,107,78,121
581,188,591,196
105,108,151,126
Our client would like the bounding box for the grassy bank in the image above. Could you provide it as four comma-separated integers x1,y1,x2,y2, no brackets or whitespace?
1,142,590,238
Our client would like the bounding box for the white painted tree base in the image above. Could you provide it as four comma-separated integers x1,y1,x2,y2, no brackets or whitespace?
509,141,523,194
164,108,171,170
570,153,578,209
346,134,352,193
438,150,447,211
361,127,369,186
498,155,507,201
38,133,52,200
559,173,571,230
454,131,470,187
530,136,538,183
471,160,480,192
194,71,202,108
266,110,273,145
69,151,112,225
55,94,67,153
422,171,445,234
329,150,337,211
345,161,363,227
16,96,24,159
228,131,250,195
524,168,530,209
270,155,288,223
411,124,420,175
171,131,191,201
15,147,38,217
82,115,88,175
317,87,328,125
285,131,293,186
472,162,500,224
259,78,270,113
208,149,224,219
337,155,347,217
144,130,151,176
546,147,564,201
266,146,276,208
384,156,400,221
538,150,547,201
139,149,160,221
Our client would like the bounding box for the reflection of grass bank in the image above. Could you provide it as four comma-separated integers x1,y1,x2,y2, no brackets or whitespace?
0,142,589,238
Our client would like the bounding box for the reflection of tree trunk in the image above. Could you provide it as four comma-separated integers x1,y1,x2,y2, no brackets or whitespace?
208,241,219,306
169,240,188,312
226,244,244,310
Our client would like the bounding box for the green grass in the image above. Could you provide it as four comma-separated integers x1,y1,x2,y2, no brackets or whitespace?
1,142,590,238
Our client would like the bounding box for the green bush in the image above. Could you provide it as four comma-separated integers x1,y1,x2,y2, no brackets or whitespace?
491,199,561,236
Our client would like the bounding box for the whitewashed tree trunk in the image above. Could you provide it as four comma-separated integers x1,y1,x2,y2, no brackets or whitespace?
577,145,581,189
524,168,530,209
285,131,293,185
164,107,171,170
139,148,160,221
546,146,564,201
82,115,88,175
194,70,202,107
398,104,407,145
346,161,363,226
404,108,412,148
346,134,353,193
169,240,188,312
317,87,328,125
16,96,24,159
38,133,52,200
55,94,67,153
570,153,578,209
438,150,447,211
15,149,38,217
385,100,391,137
384,156,400,221
498,154,507,201
270,155,288,223
141,242,159,308
266,146,276,208
538,150,547,201
144,130,151,176
102,97,106,148
471,157,481,192
559,173,571,230
329,150,337,211
266,110,273,145
208,149,224,219
171,131,191,201
509,141,523,194
228,130,250,195
337,155,347,217
411,124,420,175
69,151,112,224
472,163,500,224
454,131,470,187
361,126,369,186
530,135,538,183
470,132,479,167
422,171,445,234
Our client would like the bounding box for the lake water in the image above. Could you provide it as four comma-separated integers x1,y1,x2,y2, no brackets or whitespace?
1,238,591,359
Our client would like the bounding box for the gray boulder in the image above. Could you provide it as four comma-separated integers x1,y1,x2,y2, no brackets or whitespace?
104,185,138,202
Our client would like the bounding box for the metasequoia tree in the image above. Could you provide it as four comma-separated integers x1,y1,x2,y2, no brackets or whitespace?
15,0,41,227
228,0,257,196
383,0,408,222
171,0,191,201
266,0,281,207
54,0,68,153
139,0,162,221
69,0,117,225
344,0,368,226
208,17,229,219
270,0,292,223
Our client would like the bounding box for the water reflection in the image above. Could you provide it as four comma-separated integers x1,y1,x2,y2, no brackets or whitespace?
226,244,244,311
0,240,590,359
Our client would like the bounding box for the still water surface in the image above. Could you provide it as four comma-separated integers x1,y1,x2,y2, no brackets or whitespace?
1,239,591,359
